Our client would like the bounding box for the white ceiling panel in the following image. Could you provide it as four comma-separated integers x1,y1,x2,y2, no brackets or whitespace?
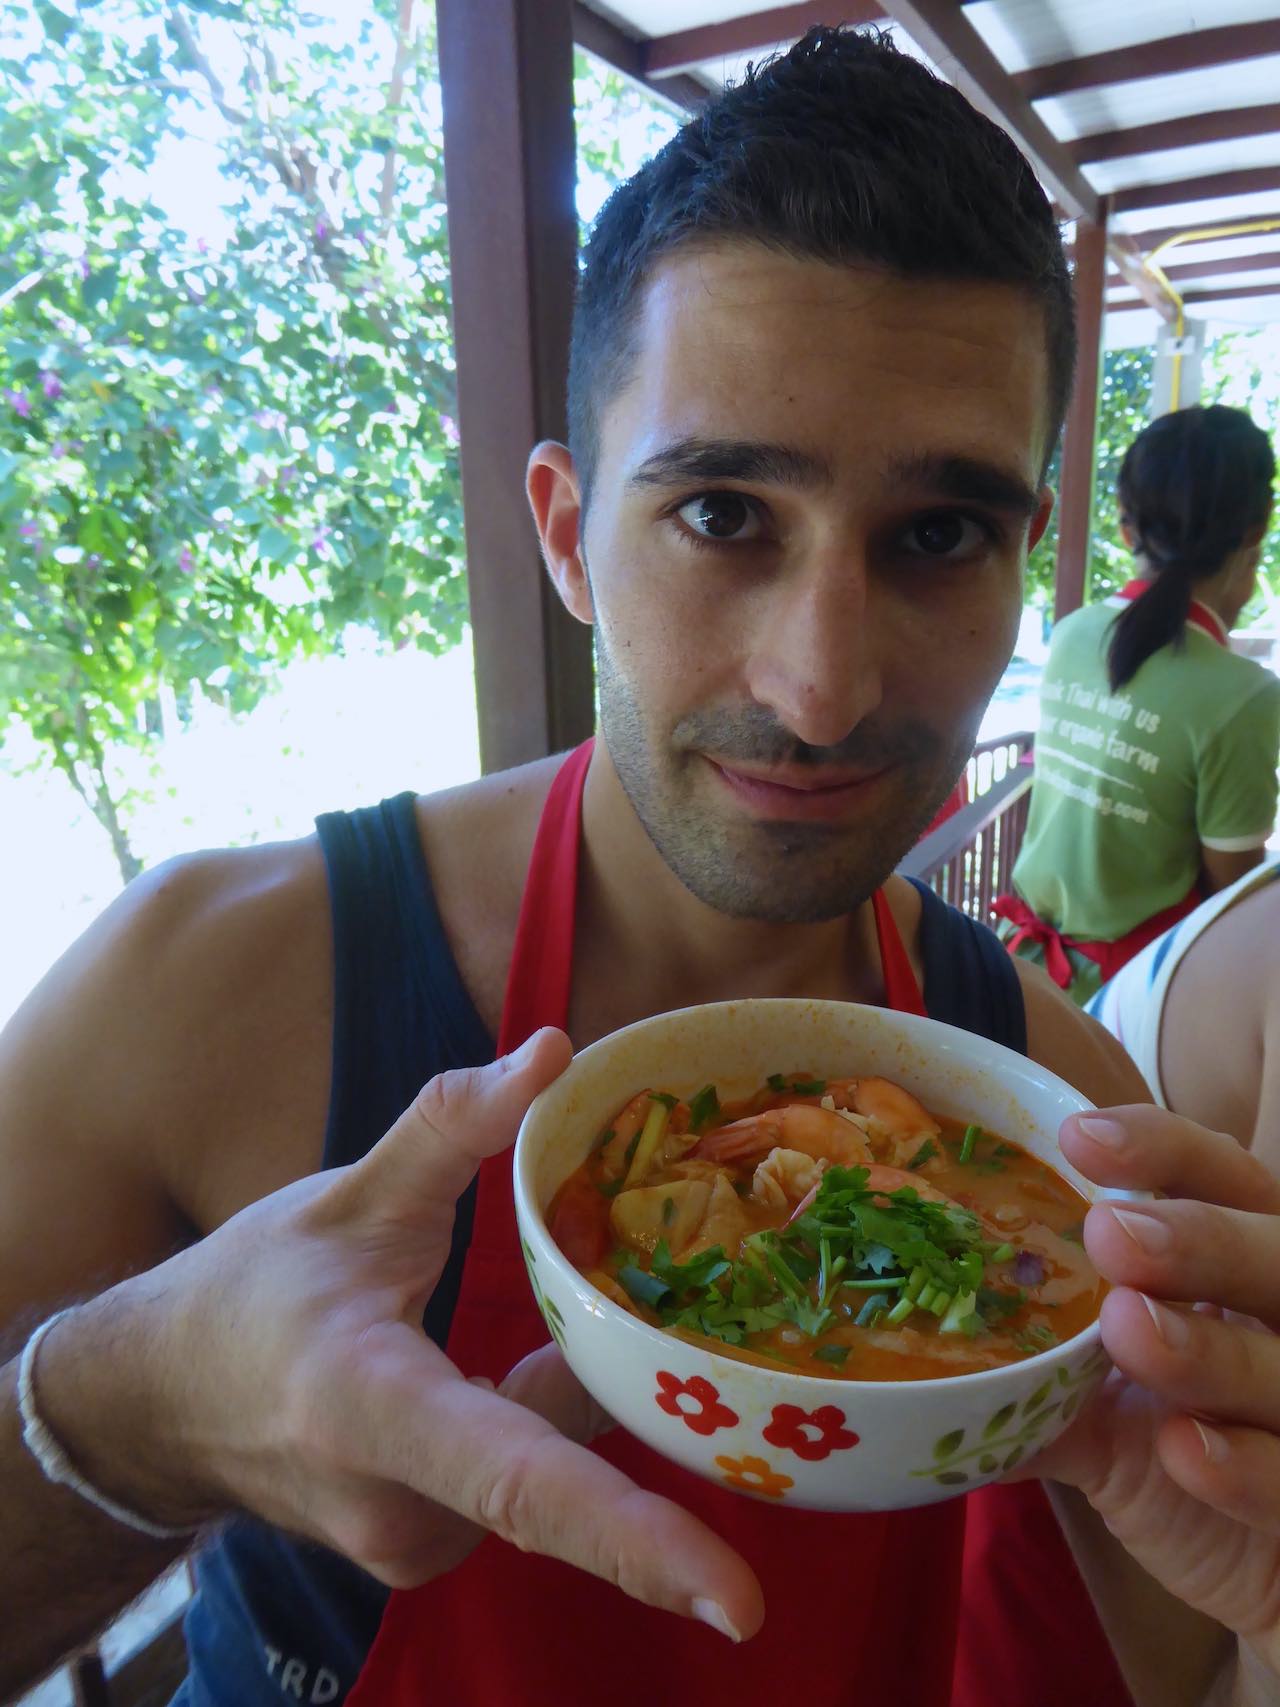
1113,185,1280,235
1036,56,1280,140
1085,132,1280,197
968,0,1279,75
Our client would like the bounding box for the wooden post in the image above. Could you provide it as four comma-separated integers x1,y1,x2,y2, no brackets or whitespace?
1054,211,1108,619
437,0,594,772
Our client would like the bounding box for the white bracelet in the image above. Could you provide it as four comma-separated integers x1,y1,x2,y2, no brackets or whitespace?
18,1308,196,1541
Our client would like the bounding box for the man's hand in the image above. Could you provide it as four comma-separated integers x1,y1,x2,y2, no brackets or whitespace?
1026,1107,1280,1675
36,1028,763,1640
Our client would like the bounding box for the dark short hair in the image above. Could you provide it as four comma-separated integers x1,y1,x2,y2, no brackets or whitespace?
568,26,1075,501
1108,403,1275,690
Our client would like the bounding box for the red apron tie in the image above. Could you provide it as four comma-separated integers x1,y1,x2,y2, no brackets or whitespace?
347,739,1130,1707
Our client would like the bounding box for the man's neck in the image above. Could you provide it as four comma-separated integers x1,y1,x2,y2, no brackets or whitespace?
568,745,887,1047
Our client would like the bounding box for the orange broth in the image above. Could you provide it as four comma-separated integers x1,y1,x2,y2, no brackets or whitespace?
546,1073,1104,1382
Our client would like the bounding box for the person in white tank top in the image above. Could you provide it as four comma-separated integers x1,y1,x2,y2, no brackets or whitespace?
1088,861,1280,1145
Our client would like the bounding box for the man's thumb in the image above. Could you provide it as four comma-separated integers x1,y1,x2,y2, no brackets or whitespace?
349,1027,573,1213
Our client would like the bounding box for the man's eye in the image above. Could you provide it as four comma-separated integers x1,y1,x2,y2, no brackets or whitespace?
675,492,763,542
903,513,990,558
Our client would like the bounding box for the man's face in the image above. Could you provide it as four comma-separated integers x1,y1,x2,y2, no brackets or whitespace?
576,244,1053,923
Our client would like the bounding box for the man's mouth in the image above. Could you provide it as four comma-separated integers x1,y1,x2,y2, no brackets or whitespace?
704,755,895,823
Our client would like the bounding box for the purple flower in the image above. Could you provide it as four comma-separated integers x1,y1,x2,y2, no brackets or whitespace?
51,440,67,459
311,523,331,556
253,407,286,432
78,256,90,280
197,237,209,254
278,464,297,487
179,546,195,574
40,369,61,401
440,413,459,447
5,388,31,418
314,219,329,243
19,519,38,539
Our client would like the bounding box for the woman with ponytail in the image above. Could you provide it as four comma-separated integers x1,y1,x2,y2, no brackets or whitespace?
997,404,1280,1005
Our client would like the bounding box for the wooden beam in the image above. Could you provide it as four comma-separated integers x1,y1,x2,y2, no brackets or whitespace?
1055,216,1107,620
1107,230,1177,322
643,2,882,79
1112,164,1280,215
1122,214,1280,253
1107,248,1280,286
1070,103,1280,166
874,0,1100,222
1015,21,1280,101
571,4,709,109
1109,279,1280,312
438,0,594,772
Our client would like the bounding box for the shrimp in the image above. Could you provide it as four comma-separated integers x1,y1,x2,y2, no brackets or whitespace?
781,1162,962,1227
751,1147,826,1212
847,1077,941,1145
694,1102,873,1168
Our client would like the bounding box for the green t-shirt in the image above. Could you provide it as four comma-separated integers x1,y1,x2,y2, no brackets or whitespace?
1012,599,1280,941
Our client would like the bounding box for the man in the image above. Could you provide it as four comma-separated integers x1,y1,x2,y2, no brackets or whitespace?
3,27,1280,1707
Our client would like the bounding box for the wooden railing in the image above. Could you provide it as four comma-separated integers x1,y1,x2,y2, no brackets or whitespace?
898,733,1035,924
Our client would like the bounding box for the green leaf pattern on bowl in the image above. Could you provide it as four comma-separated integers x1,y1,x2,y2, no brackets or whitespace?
521,1236,567,1352
909,1348,1108,1486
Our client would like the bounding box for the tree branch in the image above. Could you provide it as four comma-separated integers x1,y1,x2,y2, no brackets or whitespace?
378,0,416,234
165,5,250,127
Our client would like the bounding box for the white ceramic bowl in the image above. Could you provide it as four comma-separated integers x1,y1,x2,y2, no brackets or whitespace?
514,998,1130,1512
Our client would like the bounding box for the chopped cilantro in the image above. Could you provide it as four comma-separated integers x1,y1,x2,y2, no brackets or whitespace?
992,1142,1020,1159
649,1091,679,1111
687,1083,721,1134
766,1073,827,1096
906,1138,938,1171
1015,1323,1060,1355
617,1265,671,1310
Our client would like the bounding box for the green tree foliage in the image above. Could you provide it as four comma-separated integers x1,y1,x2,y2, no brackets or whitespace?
1,0,463,880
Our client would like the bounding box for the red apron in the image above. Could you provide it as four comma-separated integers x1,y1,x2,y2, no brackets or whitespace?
995,579,1226,990
347,739,1130,1706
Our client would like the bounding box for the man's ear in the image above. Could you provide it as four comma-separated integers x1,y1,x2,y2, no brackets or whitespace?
1028,486,1055,554
527,441,593,624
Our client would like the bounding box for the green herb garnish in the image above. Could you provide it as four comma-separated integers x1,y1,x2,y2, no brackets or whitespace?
687,1083,720,1134
958,1124,982,1165
906,1138,938,1171
766,1073,827,1096
649,1091,679,1111
814,1343,852,1365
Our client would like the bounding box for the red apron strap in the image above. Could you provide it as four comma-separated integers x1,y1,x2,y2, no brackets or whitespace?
992,892,1077,989
496,737,593,1056
872,887,927,1015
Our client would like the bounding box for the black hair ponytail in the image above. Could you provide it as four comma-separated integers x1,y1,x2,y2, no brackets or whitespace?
1106,404,1274,692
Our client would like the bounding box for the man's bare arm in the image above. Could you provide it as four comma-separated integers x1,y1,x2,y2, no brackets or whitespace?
0,1336,187,1696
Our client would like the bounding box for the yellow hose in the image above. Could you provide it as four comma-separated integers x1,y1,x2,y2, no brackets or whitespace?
1138,218,1280,410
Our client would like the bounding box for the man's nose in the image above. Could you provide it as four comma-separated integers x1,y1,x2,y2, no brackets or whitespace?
742,548,884,749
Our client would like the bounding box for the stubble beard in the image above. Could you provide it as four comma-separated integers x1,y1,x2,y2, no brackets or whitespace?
595,635,977,924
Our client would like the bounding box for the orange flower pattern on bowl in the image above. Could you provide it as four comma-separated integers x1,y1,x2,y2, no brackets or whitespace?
714,1454,794,1499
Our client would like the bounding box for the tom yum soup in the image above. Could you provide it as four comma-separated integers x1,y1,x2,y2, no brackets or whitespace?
547,1073,1105,1382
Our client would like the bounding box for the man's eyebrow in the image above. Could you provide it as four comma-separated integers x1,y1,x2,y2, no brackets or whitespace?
627,438,834,492
887,452,1042,520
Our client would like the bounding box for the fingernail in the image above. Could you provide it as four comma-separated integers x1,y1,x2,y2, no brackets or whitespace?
1192,1418,1230,1464
1141,1294,1189,1349
1111,1206,1172,1254
692,1598,742,1642
1075,1115,1127,1148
